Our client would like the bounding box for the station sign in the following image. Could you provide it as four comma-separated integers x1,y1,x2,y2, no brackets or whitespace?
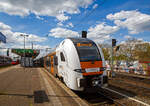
11,49,40,58
12,49,40,54
0,32,6,43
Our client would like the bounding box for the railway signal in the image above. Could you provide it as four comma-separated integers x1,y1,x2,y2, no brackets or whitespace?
115,46,120,51
82,31,87,38
112,39,117,47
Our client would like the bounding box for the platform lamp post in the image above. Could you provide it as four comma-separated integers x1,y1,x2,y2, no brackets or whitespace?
45,48,51,55
30,41,36,50
20,34,29,66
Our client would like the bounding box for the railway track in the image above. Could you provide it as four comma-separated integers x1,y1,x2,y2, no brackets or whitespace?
115,73,150,85
75,88,128,106
112,79,150,91
109,78,150,105
42,68,150,106
102,87,150,106
98,90,126,106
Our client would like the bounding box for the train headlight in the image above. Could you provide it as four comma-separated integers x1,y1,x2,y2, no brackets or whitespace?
74,69,85,73
99,67,106,71
92,80,101,86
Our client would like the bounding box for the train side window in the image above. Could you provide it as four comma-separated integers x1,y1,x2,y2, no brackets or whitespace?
54,56,58,65
60,52,65,62
46,56,50,66
62,41,65,45
49,57,51,67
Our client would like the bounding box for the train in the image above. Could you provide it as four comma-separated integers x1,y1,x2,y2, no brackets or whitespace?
11,59,19,65
0,55,12,66
34,34,108,92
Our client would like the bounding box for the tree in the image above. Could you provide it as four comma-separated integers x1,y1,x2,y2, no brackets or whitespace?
134,43,150,61
116,38,142,62
102,48,110,61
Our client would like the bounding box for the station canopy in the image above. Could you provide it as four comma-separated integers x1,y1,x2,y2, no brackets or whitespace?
0,32,6,43
11,49,40,58
34,48,55,60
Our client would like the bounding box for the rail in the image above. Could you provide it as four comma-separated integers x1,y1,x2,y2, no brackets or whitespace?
98,90,126,106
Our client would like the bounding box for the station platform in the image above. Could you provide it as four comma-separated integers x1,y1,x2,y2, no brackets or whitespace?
0,65,88,106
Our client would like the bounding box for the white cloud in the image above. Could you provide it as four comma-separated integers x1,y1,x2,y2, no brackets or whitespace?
56,14,70,22
137,38,143,41
0,21,47,47
0,22,11,30
36,16,44,20
92,4,98,9
49,23,119,43
87,23,119,42
0,0,93,21
49,27,79,38
66,22,74,28
107,10,150,34
124,35,131,39
57,22,63,26
12,44,50,50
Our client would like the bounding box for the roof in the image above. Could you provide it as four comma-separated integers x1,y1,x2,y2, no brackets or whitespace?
34,48,55,60
11,49,40,58
68,37,94,43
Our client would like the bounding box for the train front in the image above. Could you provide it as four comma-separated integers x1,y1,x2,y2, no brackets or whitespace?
70,38,108,92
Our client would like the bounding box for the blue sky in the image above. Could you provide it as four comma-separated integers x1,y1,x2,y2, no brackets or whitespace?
0,0,150,51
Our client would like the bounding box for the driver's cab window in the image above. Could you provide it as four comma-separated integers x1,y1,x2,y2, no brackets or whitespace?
60,52,65,62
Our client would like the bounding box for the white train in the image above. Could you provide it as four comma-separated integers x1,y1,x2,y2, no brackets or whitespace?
43,37,108,91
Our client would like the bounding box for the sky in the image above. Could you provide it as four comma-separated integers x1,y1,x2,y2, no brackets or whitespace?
0,0,150,56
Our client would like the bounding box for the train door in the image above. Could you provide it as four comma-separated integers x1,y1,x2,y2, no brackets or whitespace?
53,55,58,77
59,51,68,84
50,56,54,74
44,57,47,68
49,56,51,72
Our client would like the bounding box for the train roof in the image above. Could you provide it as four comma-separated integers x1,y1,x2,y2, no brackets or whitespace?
34,38,94,61
68,37,94,43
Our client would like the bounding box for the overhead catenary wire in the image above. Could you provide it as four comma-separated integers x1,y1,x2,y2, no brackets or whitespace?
74,0,107,29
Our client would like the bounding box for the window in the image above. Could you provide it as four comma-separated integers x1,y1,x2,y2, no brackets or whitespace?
60,52,65,61
54,55,58,65
62,41,65,45
70,38,102,62
46,56,50,66
76,43,102,62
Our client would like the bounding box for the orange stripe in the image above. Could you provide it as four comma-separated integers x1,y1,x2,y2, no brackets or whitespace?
48,52,56,56
80,61,102,69
50,56,54,74
83,71,103,76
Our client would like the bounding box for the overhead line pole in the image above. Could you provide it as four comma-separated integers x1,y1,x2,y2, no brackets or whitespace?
111,44,114,77
20,34,29,67
111,39,117,77
74,0,107,29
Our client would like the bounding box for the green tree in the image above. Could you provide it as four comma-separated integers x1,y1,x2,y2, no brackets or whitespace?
134,43,150,61
102,48,110,61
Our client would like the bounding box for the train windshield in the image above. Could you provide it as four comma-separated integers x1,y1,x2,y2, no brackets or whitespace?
70,38,102,62
76,43,101,62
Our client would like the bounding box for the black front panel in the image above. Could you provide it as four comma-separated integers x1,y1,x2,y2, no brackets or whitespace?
81,75,102,88
69,38,102,62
